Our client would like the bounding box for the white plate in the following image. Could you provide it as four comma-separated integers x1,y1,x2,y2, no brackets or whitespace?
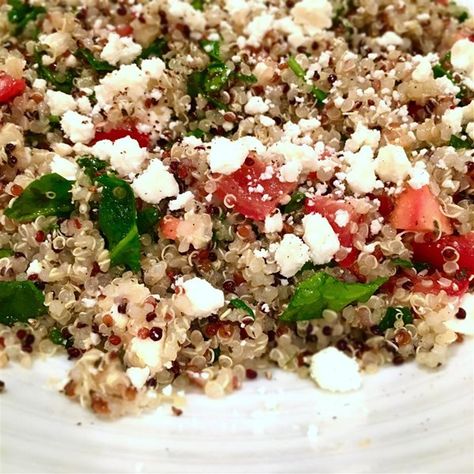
1,341,473,473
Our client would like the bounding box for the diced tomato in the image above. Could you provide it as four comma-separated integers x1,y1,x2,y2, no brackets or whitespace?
160,216,180,240
116,24,134,36
412,233,474,275
411,272,469,297
0,73,26,104
214,156,296,221
90,126,150,148
389,185,453,235
305,196,362,265
368,192,394,218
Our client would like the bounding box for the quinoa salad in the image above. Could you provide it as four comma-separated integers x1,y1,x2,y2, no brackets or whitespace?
0,0,473,418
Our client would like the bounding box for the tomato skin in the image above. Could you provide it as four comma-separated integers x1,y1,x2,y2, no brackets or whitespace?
390,185,453,235
0,73,26,104
305,196,361,264
90,126,150,148
160,216,180,240
116,24,134,36
411,272,469,297
412,233,474,275
214,157,296,221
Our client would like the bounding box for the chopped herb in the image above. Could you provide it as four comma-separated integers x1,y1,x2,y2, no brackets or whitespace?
311,86,328,105
139,37,168,60
35,52,76,93
49,327,67,346
48,115,61,129
97,174,140,271
199,39,221,62
0,281,46,326
282,191,306,214
7,0,45,35
392,258,431,272
186,128,206,139
234,72,257,84
212,347,221,362
448,2,469,23
0,248,13,258
288,56,328,105
75,48,115,73
5,173,75,223
229,298,255,319
137,207,161,238
77,155,108,181
280,272,387,322
449,134,474,149
378,306,413,332
191,0,207,10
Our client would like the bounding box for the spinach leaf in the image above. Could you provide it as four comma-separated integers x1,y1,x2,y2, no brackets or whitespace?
378,306,413,332
200,39,221,62
49,327,68,346
139,37,168,60
229,298,255,319
0,280,46,326
7,0,45,35
283,191,306,213
35,52,76,93
5,173,75,223
449,134,473,149
186,128,206,139
75,48,115,73
0,248,13,258
137,207,160,238
391,258,431,272
234,72,257,84
280,272,387,322
97,174,140,271
77,155,108,181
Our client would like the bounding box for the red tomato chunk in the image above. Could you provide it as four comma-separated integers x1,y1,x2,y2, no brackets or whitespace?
0,73,26,104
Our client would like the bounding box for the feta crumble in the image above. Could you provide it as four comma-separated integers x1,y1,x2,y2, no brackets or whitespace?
45,90,76,116
303,213,340,265
291,0,332,35
375,145,412,183
176,277,225,318
168,191,194,211
450,39,474,90
60,111,94,144
444,293,474,335
244,96,270,115
264,210,283,233
345,145,377,194
100,32,142,65
274,233,310,277
50,155,79,181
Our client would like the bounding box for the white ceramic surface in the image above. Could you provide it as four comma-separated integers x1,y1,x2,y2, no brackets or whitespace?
1,340,473,474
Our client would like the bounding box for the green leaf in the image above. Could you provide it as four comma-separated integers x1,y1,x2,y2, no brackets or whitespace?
77,155,108,181
35,52,76,93
7,0,45,35
449,134,474,149
203,62,231,94
75,48,115,73
0,248,13,258
378,306,413,332
191,0,206,10
391,258,431,272
311,86,328,105
49,327,67,346
229,298,255,319
97,174,140,271
287,56,306,80
448,2,469,23
280,272,387,322
234,72,257,84
283,191,305,214
4,173,75,223
137,207,161,238
200,39,221,62
139,37,168,60
0,280,46,326
186,128,206,139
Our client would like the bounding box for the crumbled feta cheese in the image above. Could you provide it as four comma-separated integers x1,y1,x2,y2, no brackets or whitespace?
310,347,362,392
345,122,380,152
237,136,266,155
345,145,377,194
412,57,433,82
26,259,43,276
76,96,92,114
444,293,474,335
126,367,150,389
334,209,349,227
208,137,248,175
168,191,194,211
466,122,474,141
176,211,213,251
450,39,474,90
32,78,47,91
260,115,276,127
303,213,340,265
45,90,76,116
168,0,206,32
177,277,224,318
268,142,321,173
442,107,463,134
244,13,274,47
264,210,283,233
370,218,383,235
376,31,404,47
408,161,430,189
50,155,79,181
141,58,166,79
375,145,412,183
274,233,310,277
279,160,302,182
60,111,94,144
435,76,461,96
128,337,164,369
107,136,148,176
244,96,269,115
291,0,332,34
100,32,142,65
39,32,73,57
132,159,179,203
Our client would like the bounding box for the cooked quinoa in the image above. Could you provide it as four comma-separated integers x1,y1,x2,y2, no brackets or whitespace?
0,0,473,417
